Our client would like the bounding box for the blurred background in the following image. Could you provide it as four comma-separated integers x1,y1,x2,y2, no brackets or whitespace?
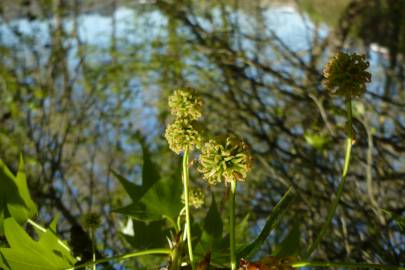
0,0,404,269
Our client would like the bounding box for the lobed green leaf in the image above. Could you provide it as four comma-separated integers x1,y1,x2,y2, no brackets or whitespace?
0,218,76,270
0,157,37,235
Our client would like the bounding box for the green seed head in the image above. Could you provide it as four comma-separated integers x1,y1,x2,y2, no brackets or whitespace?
198,136,252,184
182,187,205,209
168,88,203,120
82,212,101,230
164,118,202,154
323,52,371,98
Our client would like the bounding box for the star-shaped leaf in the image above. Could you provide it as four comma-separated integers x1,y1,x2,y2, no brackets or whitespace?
0,218,76,270
114,139,183,225
0,157,37,234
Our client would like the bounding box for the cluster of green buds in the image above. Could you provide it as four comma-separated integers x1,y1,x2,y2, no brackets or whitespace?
198,136,252,185
165,119,203,154
81,212,101,230
168,88,203,120
165,88,203,154
323,52,371,98
182,187,205,209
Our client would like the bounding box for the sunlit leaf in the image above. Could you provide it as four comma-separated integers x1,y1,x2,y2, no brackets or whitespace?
0,218,76,270
0,253,7,270
0,157,37,234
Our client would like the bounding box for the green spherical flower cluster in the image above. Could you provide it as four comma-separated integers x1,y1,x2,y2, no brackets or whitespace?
168,88,203,120
182,187,205,209
165,88,203,154
165,118,202,154
198,136,252,185
82,212,101,230
323,52,371,98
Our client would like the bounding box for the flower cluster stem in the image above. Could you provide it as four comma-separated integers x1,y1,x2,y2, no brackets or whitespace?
182,147,195,270
91,229,96,270
230,180,237,270
305,98,353,258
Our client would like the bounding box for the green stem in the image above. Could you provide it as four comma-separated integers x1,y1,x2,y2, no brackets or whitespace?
182,147,195,270
65,248,171,270
292,261,404,270
176,207,186,232
91,229,96,270
230,180,237,270
305,98,353,258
